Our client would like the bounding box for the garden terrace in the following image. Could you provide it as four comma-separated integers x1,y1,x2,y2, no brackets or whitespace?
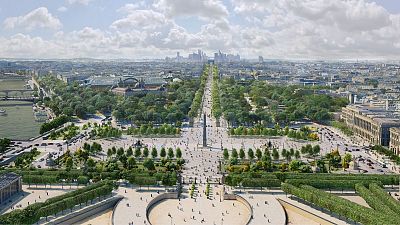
282,183,399,225
0,180,115,225
225,172,399,189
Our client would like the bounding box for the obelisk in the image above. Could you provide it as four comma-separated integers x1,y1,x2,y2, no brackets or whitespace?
203,113,207,147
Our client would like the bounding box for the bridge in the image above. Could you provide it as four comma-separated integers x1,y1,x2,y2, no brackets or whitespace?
0,89,33,97
0,96,35,102
0,97,35,107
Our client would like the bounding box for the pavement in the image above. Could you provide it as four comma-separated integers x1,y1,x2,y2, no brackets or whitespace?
1,184,79,214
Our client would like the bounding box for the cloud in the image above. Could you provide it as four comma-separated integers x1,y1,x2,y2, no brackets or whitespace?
0,0,400,59
67,0,94,5
117,2,146,14
57,6,68,12
111,10,170,30
154,0,228,21
0,33,63,58
3,7,62,31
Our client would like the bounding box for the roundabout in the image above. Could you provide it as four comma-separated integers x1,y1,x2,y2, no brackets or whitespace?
148,185,250,225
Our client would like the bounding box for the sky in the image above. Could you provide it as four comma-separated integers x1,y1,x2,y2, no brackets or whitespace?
0,0,399,60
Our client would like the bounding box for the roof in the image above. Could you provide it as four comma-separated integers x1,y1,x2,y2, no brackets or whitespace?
137,76,167,85
0,172,20,189
345,104,400,125
88,76,120,86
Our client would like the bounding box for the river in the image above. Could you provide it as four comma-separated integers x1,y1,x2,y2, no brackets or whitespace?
0,79,43,140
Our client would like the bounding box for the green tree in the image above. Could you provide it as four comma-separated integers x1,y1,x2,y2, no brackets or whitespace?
135,148,141,158
117,147,124,157
66,157,73,171
107,148,113,158
272,148,279,161
151,147,158,158
86,158,96,171
247,148,254,161
168,147,174,158
127,157,136,169
231,148,238,158
239,148,245,159
143,158,155,171
126,147,133,157
160,147,166,158
143,147,149,158
176,148,182,158
256,148,262,160
294,150,301,159
223,148,229,160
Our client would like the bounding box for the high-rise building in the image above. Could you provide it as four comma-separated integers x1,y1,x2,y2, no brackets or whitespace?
259,56,264,63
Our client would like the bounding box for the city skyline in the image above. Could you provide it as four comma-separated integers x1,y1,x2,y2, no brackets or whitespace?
0,0,400,60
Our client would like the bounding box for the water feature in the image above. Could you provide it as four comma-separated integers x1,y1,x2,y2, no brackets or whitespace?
0,79,43,140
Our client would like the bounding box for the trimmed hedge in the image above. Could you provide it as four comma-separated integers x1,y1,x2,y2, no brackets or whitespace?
0,180,115,225
225,172,399,189
241,178,281,188
286,179,382,190
354,183,396,216
284,173,399,185
282,183,397,225
369,183,400,215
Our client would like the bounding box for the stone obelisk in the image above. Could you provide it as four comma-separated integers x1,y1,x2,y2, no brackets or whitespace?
203,113,207,147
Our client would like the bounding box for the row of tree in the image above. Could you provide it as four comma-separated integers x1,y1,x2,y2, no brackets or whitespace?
229,124,318,141
211,65,222,119
48,124,79,140
0,138,11,154
281,183,397,225
188,64,209,118
107,146,183,160
127,124,180,136
40,115,70,134
90,124,122,138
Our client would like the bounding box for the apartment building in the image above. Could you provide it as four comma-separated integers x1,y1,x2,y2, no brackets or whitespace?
390,127,400,155
341,105,400,146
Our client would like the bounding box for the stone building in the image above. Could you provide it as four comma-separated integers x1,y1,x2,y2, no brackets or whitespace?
341,104,400,146
0,172,22,204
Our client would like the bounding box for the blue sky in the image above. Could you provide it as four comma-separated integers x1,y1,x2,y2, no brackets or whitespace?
0,0,399,59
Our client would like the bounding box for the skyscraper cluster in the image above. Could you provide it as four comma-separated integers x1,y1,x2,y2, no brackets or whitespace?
165,50,241,63
214,50,240,63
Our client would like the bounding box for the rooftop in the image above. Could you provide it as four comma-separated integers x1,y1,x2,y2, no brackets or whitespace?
0,172,20,189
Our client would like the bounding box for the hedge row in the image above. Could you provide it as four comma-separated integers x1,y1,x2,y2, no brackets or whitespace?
284,173,399,185
241,178,281,188
369,183,400,215
300,185,397,225
225,172,399,188
354,183,396,216
0,180,115,225
286,179,382,190
281,183,397,225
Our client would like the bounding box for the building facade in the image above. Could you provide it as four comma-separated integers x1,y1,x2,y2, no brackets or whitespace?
390,127,400,155
0,173,22,204
341,105,400,146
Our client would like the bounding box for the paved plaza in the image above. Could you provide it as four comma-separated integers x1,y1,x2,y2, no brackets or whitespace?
1,184,79,214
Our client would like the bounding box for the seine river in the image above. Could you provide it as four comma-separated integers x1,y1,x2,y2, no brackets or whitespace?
0,79,43,140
